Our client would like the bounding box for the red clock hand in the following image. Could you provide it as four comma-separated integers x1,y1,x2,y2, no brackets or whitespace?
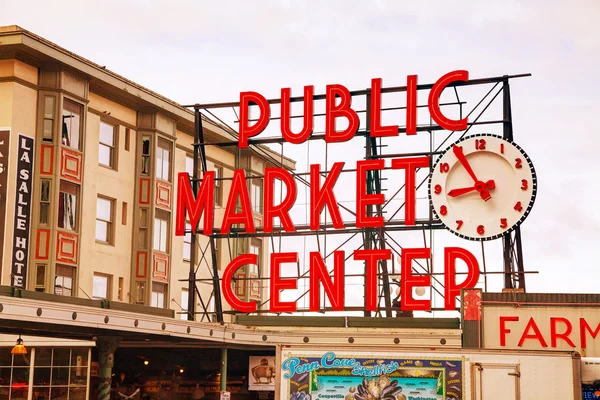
447,186,477,197
452,145,479,183
448,180,496,198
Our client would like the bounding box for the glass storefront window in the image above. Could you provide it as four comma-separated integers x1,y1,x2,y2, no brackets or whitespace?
0,347,89,400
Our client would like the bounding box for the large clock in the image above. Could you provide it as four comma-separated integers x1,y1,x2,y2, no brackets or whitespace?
428,134,537,241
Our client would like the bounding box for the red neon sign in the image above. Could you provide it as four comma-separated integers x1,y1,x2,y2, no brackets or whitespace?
177,70,480,313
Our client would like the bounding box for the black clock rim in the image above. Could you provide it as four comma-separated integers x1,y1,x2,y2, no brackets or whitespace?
428,133,538,242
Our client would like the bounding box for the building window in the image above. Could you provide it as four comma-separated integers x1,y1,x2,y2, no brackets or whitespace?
155,138,171,182
185,154,194,176
214,239,221,270
99,121,116,168
125,128,131,151
135,281,146,304
251,179,263,214
62,98,82,150
153,209,169,253
43,96,55,142
58,181,78,231
250,239,262,277
141,137,151,175
93,273,111,299
118,277,124,301
36,264,46,292
138,208,149,249
40,179,51,225
95,196,114,243
183,221,192,261
151,282,167,308
180,288,189,320
214,166,223,206
55,265,75,296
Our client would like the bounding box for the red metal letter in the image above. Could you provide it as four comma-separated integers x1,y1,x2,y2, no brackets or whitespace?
518,317,548,347
220,169,255,234
239,91,270,148
310,162,344,230
356,159,385,228
370,78,398,138
550,317,575,348
406,75,418,135
175,172,214,236
499,316,519,346
309,251,345,312
444,247,480,310
400,248,431,311
354,249,391,311
428,70,469,131
391,157,429,226
325,84,359,143
264,167,297,233
281,86,313,144
580,318,600,349
222,254,257,313
270,252,298,313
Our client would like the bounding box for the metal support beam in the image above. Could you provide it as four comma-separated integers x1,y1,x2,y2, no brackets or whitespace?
501,78,527,291
220,347,228,392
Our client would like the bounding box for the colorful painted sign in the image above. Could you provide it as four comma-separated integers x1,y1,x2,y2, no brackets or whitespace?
249,356,276,391
281,352,464,400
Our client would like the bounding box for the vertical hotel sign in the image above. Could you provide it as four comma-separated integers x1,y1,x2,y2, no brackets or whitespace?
0,131,9,279
11,134,34,288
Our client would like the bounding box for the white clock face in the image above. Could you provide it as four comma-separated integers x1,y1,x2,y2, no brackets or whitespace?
429,134,537,241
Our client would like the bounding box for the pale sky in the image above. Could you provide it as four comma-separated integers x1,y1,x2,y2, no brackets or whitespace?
2,1,599,311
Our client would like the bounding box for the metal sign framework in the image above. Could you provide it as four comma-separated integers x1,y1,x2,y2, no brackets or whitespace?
182,73,533,323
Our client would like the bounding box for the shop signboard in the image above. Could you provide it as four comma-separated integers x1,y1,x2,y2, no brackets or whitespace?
249,355,276,391
176,71,539,314
482,305,600,357
280,350,464,400
11,134,34,288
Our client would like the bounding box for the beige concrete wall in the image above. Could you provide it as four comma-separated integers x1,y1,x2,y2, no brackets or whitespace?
79,111,136,301
88,93,136,127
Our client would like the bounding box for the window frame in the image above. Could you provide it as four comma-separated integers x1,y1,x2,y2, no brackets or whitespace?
58,181,79,232
153,209,170,253
151,282,167,308
95,196,115,245
54,265,75,297
214,165,224,207
92,273,112,300
61,98,83,151
180,288,189,320
183,221,192,261
98,121,117,170
251,178,263,214
155,138,172,182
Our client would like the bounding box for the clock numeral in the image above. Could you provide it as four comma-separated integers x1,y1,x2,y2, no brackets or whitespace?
500,218,508,229
475,139,486,150
521,179,528,190
440,162,450,173
515,158,523,169
477,225,485,235
434,184,442,195
456,220,463,230
514,201,523,212
500,143,504,154
440,205,448,216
